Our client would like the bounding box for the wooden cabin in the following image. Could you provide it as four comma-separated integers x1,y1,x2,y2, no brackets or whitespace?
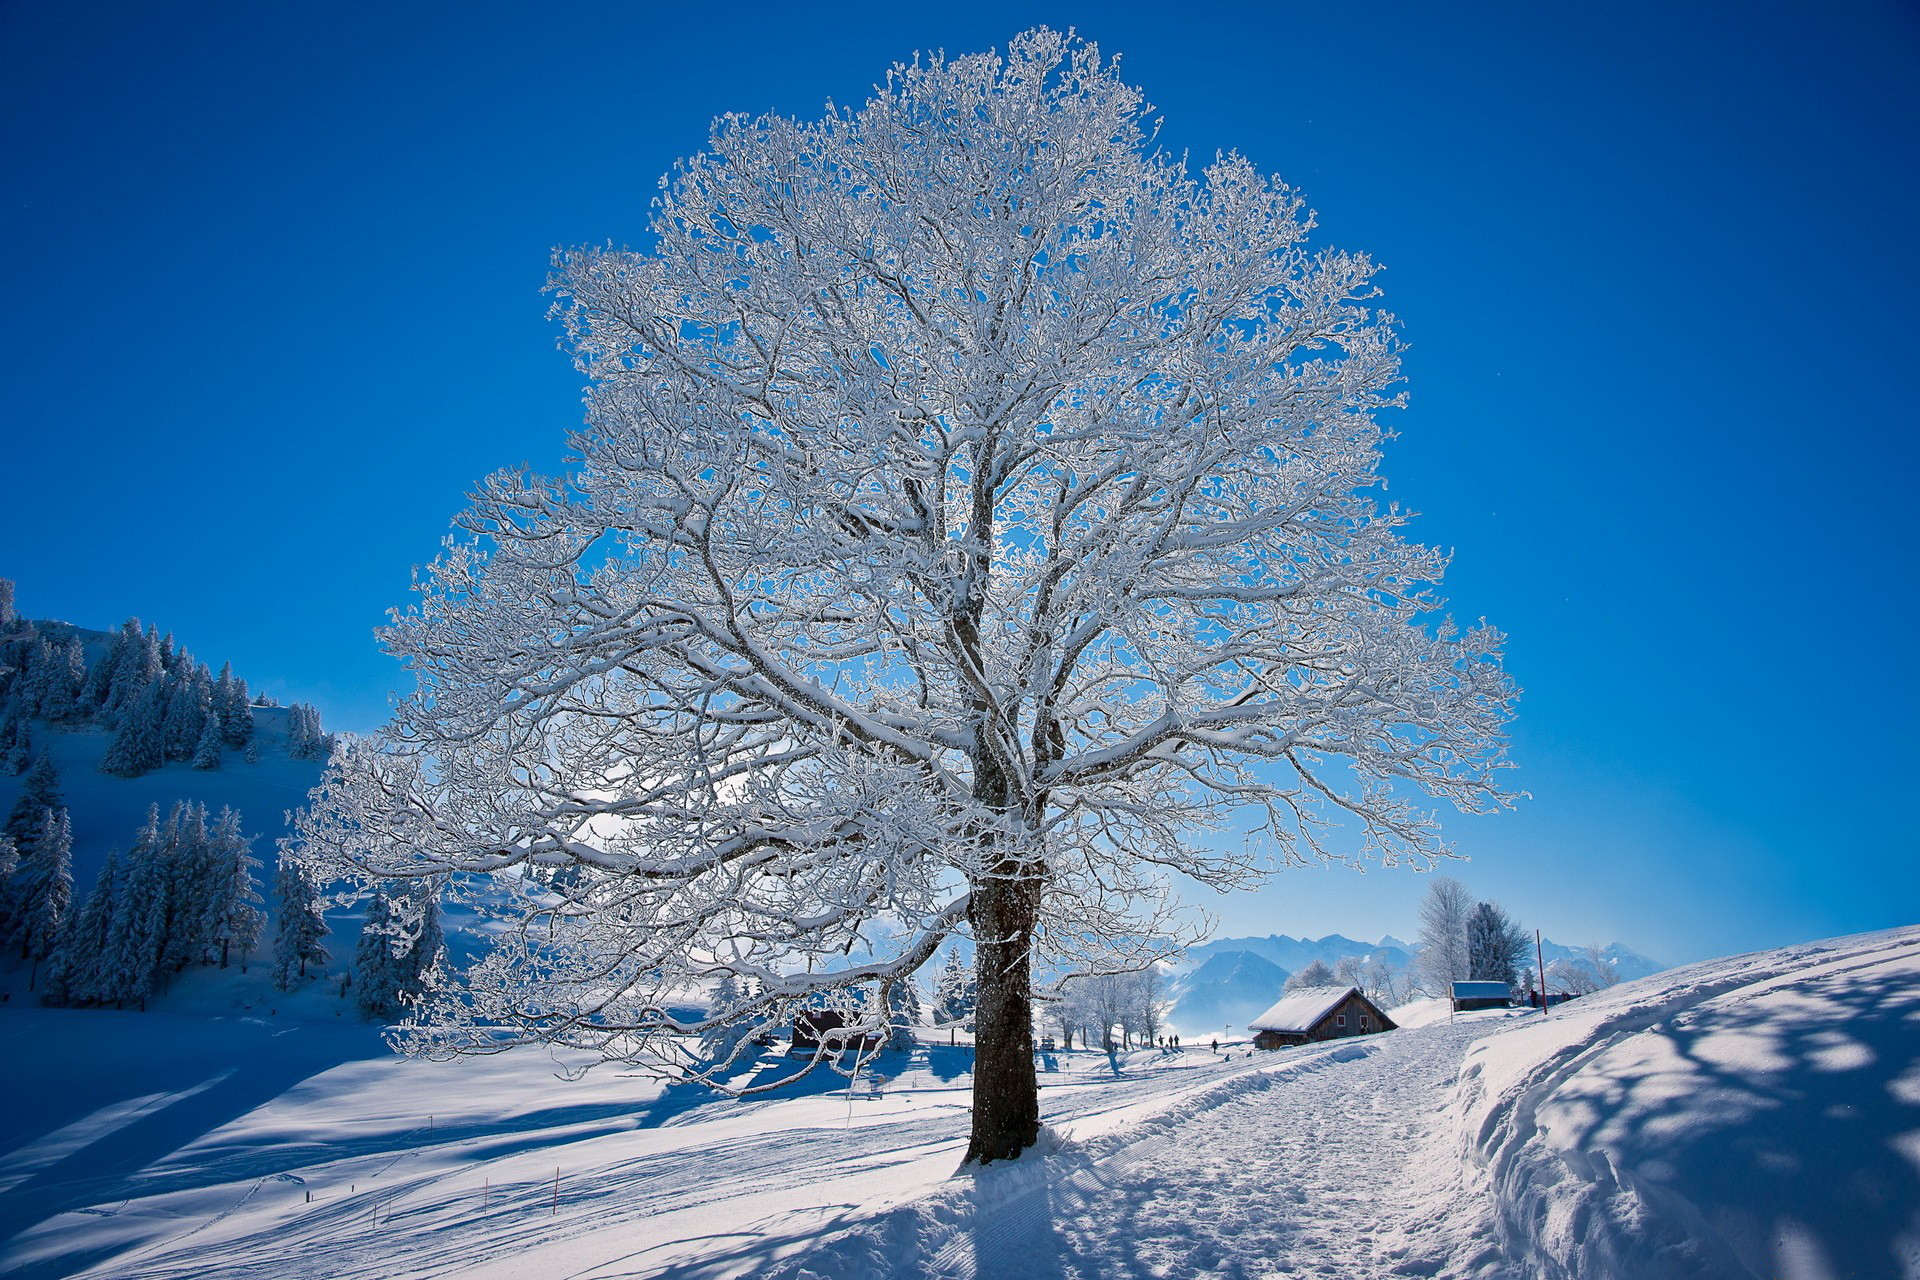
1247,985,1396,1050
1449,981,1514,1012
788,1009,880,1057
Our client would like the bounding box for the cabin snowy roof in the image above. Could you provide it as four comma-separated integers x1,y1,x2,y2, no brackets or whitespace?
1449,981,1512,999
1247,986,1360,1033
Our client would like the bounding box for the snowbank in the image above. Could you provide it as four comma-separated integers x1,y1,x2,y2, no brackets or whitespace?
1455,925,1920,1280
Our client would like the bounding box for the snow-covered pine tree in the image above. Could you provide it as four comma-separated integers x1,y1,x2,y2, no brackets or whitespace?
0,578,13,630
5,752,61,850
100,807,168,1007
160,661,211,762
82,620,133,712
1285,958,1338,992
102,624,163,723
27,637,84,722
933,949,975,1026
350,891,401,1018
1465,900,1526,988
100,680,168,777
41,847,118,1006
886,976,923,1051
0,693,30,775
0,832,17,946
698,974,757,1065
203,807,264,969
155,802,215,974
271,854,330,990
192,711,223,770
19,807,73,986
215,663,254,749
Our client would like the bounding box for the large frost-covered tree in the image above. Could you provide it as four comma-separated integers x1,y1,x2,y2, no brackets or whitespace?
1415,875,1475,995
292,30,1515,1164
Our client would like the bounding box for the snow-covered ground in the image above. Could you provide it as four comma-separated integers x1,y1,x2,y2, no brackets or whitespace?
2,926,1914,1279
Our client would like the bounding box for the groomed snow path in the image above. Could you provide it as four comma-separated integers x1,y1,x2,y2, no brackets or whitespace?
772,1020,1518,1280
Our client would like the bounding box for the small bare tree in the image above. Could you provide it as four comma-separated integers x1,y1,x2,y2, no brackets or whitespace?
292,28,1515,1165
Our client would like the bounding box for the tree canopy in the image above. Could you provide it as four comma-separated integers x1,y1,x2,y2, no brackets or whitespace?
293,28,1516,1164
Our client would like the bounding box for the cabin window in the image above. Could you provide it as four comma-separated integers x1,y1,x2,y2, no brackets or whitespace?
1336,1014,1346,1027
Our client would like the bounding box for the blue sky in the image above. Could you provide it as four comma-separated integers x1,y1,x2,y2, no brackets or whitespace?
3,1,1915,965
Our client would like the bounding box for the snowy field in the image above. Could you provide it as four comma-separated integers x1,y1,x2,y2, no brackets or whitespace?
2,925,1914,1279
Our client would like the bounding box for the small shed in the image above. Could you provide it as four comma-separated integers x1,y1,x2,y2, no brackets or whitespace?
1247,985,1396,1050
1450,981,1513,1012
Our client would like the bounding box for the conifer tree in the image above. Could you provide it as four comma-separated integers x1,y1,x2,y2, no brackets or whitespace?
161,662,212,761
0,577,13,630
215,663,254,748
0,697,30,775
5,752,61,850
886,976,923,1051
698,974,756,1063
32,638,84,722
204,807,264,969
155,803,213,975
271,855,330,990
933,949,976,1026
101,807,168,1007
103,624,162,722
20,808,73,985
351,889,441,1020
192,712,223,770
42,848,118,1006
0,832,18,948
101,681,168,777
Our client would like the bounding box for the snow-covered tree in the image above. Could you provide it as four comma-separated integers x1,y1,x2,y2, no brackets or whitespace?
19,808,73,986
1285,958,1339,992
102,623,163,722
289,29,1516,1164
191,711,223,770
203,808,265,969
699,973,763,1066
162,661,214,761
1,695,31,774
0,578,13,630
1579,942,1619,989
271,855,330,990
99,807,169,1007
352,887,443,1021
932,949,976,1027
100,680,168,777
1466,900,1527,988
4,751,61,855
0,833,17,945
286,704,329,760
215,663,254,749
1415,876,1475,995
885,975,923,1051
42,847,118,1006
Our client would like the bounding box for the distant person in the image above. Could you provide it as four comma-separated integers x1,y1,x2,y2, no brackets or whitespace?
1211,1038,1218,1054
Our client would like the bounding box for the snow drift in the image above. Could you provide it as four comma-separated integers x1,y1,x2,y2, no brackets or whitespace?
1457,925,1920,1279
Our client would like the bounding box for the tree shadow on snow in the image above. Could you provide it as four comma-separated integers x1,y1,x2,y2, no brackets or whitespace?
1539,961,1920,1280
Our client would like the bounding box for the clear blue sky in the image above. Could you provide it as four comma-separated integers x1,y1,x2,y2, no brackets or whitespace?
4,1,1915,965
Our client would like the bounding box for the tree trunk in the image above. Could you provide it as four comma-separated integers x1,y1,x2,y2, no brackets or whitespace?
964,870,1041,1165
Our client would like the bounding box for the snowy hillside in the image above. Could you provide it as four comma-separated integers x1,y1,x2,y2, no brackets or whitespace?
0,709,322,893
2,925,1909,1277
